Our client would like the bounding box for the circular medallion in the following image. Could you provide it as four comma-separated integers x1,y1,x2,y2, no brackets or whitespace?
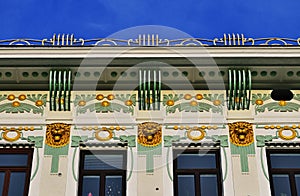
95,130,113,141
187,128,205,141
278,127,297,140
2,130,21,142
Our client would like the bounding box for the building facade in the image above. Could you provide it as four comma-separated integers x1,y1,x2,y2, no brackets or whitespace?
0,34,300,196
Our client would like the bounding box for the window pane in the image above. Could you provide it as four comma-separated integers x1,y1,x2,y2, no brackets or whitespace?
82,176,100,196
177,153,216,169
270,154,300,168
0,154,28,167
272,174,291,196
8,172,26,196
178,175,195,196
105,176,122,196
200,174,218,196
0,172,5,195
295,175,300,195
84,154,124,170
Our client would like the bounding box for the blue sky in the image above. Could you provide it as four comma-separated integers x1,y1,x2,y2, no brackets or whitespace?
0,0,299,39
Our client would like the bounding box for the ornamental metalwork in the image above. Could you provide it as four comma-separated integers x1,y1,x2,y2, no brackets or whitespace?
227,69,251,110
138,122,162,147
138,69,161,110
229,122,254,146
49,70,72,111
46,123,71,148
1,33,300,46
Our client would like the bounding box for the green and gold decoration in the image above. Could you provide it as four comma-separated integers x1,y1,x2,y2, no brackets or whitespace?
0,94,47,115
252,93,300,114
74,93,136,115
163,93,224,114
229,122,255,173
44,123,71,173
137,122,162,173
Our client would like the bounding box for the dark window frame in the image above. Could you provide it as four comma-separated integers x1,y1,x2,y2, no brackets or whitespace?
78,150,127,196
266,148,300,196
173,149,223,196
0,148,33,196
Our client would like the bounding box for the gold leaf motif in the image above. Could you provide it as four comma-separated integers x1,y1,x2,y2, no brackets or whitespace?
46,123,71,148
138,122,162,147
229,122,254,146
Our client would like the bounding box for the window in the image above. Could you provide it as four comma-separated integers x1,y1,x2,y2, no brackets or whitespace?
173,149,222,196
0,148,33,196
267,149,300,196
78,150,127,196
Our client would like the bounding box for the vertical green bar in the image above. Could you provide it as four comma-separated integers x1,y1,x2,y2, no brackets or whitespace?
232,70,237,110
49,70,53,111
53,70,57,111
147,70,151,110
247,70,252,109
228,69,232,110
153,70,156,110
138,69,142,110
67,70,71,111
58,71,62,111
158,70,161,110
63,71,67,111
143,70,146,110
242,70,246,110
237,70,242,110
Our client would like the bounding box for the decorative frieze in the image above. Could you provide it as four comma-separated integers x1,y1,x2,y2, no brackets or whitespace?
74,93,136,115
0,94,47,115
252,93,300,114
163,93,224,114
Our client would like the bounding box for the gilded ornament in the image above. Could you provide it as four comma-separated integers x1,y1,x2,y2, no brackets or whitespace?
2,130,21,142
18,94,26,101
255,99,263,105
229,122,254,146
138,122,162,147
213,100,221,106
184,94,192,100
101,101,110,107
174,125,178,130
146,98,153,104
115,126,121,131
278,127,297,140
35,100,44,106
12,101,20,107
235,97,241,103
278,100,287,106
125,100,133,106
46,123,71,148
187,128,205,141
107,94,115,100
166,100,175,106
190,100,198,106
96,94,104,100
195,94,203,100
7,94,15,101
78,100,86,107
95,129,113,141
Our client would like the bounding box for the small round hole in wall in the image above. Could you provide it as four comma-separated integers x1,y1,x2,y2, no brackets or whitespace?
271,89,293,101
